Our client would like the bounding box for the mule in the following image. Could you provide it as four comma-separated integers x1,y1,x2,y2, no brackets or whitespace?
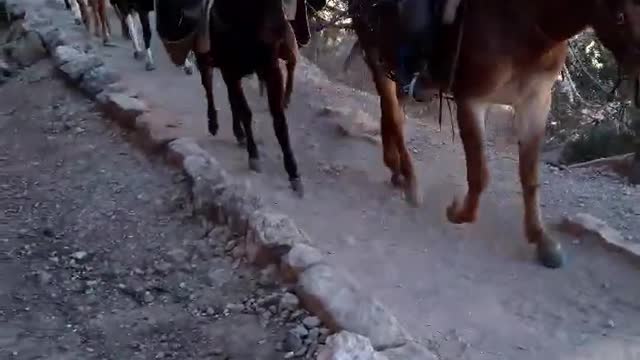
110,0,195,73
155,0,324,196
347,0,640,268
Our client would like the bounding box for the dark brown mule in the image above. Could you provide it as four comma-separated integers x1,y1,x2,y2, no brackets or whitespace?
348,0,640,268
156,0,324,196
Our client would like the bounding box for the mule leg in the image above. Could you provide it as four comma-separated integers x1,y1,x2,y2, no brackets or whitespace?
516,93,564,268
97,0,112,45
283,23,298,108
195,53,219,137
76,0,91,30
264,64,303,197
90,0,101,37
446,100,489,223
182,52,195,76
64,0,71,10
138,11,155,71
366,60,421,205
69,0,84,25
283,56,296,108
125,14,144,59
222,73,260,171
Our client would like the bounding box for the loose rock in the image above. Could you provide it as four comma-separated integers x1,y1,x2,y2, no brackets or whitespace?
279,292,300,312
317,331,387,360
303,316,321,329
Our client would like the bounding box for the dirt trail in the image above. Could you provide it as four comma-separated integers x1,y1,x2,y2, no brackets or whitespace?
0,59,337,359
35,3,640,359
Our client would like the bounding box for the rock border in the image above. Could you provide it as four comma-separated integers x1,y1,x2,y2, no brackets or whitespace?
7,1,436,359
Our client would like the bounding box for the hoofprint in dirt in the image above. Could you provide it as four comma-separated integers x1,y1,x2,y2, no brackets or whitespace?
0,60,330,360
28,2,640,360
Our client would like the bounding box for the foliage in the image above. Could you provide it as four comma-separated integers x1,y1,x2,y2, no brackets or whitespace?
306,3,640,164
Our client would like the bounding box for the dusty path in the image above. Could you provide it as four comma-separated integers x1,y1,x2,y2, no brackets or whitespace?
0,60,333,359
35,2,640,358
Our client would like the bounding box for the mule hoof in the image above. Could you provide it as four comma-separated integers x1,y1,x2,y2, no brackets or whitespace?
134,51,144,60
236,137,246,147
446,197,475,224
249,158,262,173
74,18,82,25
536,238,565,269
145,62,156,71
208,121,219,137
390,173,404,188
184,66,194,76
290,178,304,198
103,39,115,47
405,186,422,208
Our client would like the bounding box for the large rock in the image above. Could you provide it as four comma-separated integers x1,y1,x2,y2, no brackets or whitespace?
97,92,148,128
57,48,103,81
245,211,309,266
2,30,46,67
317,105,381,145
317,331,388,360
280,243,325,282
37,27,67,52
296,264,408,350
79,65,120,97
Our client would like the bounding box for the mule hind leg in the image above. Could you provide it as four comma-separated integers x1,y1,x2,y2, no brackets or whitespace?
364,53,422,205
96,0,113,46
195,53,220,137
138,10,155,71
124,12,144,60
446,99,489,223
222,72,259,171
515,92,564,268
264,63,303,197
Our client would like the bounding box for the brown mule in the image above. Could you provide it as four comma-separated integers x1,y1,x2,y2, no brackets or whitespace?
348,0,640,268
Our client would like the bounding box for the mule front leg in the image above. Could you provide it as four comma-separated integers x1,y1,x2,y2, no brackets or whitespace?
516,93,564,268
283,22,298,108
447,100,489,223
96,0,112,45
124,14,144,60
195,53,218,136
265,64,303,197
138,11,155,71
222,73,258,170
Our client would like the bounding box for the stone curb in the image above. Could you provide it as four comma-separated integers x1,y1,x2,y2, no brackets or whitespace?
561,213,640,260
9,2,438,358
